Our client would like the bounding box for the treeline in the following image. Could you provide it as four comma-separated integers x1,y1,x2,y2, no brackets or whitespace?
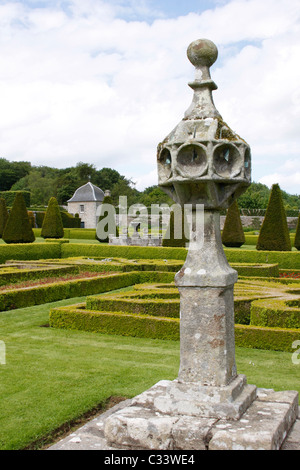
0,158,299,211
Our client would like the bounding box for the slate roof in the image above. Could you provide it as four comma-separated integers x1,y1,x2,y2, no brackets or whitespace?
68,182,105,203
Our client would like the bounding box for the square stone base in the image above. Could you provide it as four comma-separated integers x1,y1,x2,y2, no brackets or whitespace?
128,375,257,420
104,380,299,451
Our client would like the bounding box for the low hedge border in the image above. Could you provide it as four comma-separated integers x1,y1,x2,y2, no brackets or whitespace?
86,289,256,325
0,264,79,286
61,244,300,269
49,305,180,341
235,324,300,352
0,243,62,263
87,294,180,318
244,234,295,246
0,272,142,312
12,256,280,278
49,304,300,351
0,242,298,269
250,296,300,329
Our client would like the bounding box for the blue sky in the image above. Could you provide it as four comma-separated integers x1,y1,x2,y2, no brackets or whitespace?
0,0,299,194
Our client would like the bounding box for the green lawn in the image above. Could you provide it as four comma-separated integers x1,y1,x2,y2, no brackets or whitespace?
0,294,299,450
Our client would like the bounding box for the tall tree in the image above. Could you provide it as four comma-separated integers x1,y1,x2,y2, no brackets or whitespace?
0,158,31,191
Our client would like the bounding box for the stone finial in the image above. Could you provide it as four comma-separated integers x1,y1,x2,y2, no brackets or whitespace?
187,39,218,68
157,38,251,210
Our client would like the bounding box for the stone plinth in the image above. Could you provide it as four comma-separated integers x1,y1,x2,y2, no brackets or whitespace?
104,387,298,451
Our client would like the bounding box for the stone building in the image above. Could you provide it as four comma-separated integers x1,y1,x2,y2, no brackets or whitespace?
67,182,105,228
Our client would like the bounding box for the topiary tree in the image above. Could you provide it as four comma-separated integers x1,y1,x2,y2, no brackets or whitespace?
2,193,35,244
162,206,189,247
96,195,118,243
222,200,245,247
0,197,9,238
41,197,64,239
294,212,300,251
256,183,291,251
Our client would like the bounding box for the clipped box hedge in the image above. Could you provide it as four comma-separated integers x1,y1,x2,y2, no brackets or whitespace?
0,243,62,263
0,264,79,286
250,297,300,329
0,242,299,269
61,243,187,261
0,272,141,312
235,324,300,352
87,294,180,318
244,234,295,246
49,305,180,341
49,304,300,351
60,243,300,269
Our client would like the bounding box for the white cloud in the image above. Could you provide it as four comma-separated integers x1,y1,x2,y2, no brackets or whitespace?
0,0,299,194
259,159,300,195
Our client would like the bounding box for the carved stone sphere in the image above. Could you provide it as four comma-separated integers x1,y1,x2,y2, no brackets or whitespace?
187,39,218,67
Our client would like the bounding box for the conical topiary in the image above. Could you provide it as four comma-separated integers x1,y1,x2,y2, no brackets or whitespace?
256,183,291,251
222,200,245,248
96,195,118,243
2,193,35,244
294,213,300,251
162,207,189,247
0,197,9,238
41,197,64,239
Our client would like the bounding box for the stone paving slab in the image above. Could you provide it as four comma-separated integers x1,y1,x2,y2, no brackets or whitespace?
48,391,300,451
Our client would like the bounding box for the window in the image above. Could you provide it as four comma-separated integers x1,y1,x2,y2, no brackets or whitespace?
80,205,85,213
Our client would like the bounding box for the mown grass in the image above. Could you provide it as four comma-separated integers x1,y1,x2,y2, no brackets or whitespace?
0,294,299,450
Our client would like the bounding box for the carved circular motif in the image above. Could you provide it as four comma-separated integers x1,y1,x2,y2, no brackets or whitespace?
158,148,172,180
176,144,208,178
213,143,242,178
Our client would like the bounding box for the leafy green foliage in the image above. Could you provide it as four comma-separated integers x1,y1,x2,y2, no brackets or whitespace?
41,197,64,239
0,198,9,238
222,200,245,247
0,158,31,191
257,184,291,251
162,208,189,247
2,193,35,244
0,191,31,207
96,195,118,243
295,214,300,251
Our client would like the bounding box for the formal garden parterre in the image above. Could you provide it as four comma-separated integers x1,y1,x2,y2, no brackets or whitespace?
0,242,299,353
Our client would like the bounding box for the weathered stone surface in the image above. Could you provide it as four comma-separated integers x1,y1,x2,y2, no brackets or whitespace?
172,416,217,450
209,391,299,450
129,377,256,420
48,396,300,451
104,406,178,450
102,389,298,451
